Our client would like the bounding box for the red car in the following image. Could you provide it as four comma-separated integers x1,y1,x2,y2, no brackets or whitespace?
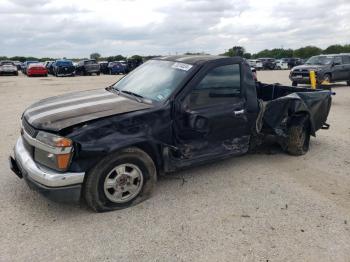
27,63,48,77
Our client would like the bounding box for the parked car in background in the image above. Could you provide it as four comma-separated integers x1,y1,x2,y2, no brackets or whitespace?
275,59,289,70
22,61,39,74
258,58,276,70
27,63,48,77
108,61,126,75
43,61,53,68
0,61,18,76
76,59,100,76
280,58,303,69
99,61,109,74
251,67,257,81
247,59,263,70
13,61,22,71
289,54,350,86
127,58,143,72
46,61,55,75
53,60,75,77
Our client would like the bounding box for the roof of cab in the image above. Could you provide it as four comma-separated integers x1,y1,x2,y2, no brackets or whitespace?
153,55,232,65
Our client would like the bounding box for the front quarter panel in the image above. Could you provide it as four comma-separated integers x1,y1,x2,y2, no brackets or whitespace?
65,105,172,173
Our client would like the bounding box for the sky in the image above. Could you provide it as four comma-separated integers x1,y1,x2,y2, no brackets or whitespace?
0,0,350,58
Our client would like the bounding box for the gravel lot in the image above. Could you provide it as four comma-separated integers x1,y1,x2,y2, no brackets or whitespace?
1,71,349,262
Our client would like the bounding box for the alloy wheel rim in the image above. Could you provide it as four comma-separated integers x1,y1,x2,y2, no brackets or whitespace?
103,163,144,203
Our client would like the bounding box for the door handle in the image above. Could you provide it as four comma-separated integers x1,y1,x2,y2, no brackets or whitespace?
234,109,245,116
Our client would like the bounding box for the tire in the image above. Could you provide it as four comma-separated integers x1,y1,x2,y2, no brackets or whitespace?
346,80,350,86
97,72,100,76
84,147,157,212
292,81,298,87
285,123,310,156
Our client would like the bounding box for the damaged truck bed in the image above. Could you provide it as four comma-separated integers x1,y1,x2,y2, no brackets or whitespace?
9,55,332,212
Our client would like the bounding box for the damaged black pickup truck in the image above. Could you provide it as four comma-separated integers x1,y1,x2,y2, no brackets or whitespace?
9,55,332,212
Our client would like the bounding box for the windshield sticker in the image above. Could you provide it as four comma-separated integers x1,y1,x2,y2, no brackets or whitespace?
172,62,193,71
156,94,164,100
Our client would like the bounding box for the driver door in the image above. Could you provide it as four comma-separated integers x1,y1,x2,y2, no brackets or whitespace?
173,61,251,162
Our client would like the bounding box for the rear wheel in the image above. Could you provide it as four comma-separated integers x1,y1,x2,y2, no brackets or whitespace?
84,147,157,212
285,123,310,156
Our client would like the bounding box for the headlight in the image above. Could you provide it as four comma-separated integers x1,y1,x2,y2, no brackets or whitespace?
36,131,72,148
34,131,73,171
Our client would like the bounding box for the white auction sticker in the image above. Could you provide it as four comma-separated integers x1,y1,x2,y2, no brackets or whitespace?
172,62,193,71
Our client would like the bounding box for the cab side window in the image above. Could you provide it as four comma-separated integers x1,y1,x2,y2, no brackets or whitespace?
334,56,342,65
342,56,350,64
188,64,241,109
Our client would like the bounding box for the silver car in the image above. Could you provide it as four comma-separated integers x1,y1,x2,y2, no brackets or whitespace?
0,61,18,76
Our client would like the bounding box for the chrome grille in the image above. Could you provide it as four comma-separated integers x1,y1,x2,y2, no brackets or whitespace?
22,118,37,138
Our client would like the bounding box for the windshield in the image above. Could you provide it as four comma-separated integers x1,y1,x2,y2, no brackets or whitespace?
56,60,73,66
113,60,193,102
0,61,14,66
306,56,333,65
85,60,97,65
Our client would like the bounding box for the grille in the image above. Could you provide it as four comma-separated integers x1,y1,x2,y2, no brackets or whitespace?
292,72,309,77
22,118,37,138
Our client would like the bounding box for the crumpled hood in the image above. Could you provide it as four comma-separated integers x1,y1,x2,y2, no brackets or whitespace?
292,64,325,71
23,88,153,132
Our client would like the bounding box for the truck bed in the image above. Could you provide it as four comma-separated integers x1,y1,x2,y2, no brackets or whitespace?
256,82,332,136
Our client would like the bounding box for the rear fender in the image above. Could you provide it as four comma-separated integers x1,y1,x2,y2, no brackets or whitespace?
289,112,312,135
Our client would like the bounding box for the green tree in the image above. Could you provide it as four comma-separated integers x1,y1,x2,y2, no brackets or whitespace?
243,53,251,59
130,55,143,63
105,55,126,62
222,46,246,57
90,52,101,61
323,45,346,54
293,46,322,59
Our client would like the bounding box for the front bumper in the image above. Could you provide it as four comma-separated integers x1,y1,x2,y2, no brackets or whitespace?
0,70,17,74
27,70,47,76
9,137,85,202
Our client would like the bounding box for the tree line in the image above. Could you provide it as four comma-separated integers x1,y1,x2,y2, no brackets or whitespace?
0,54,144,63
222,44,350,59
1,44,350,62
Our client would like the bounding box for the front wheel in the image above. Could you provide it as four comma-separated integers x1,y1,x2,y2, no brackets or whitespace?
284,123,310,156
84,147,157,212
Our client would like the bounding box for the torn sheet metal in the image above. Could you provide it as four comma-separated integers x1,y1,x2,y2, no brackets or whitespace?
256,83,332,136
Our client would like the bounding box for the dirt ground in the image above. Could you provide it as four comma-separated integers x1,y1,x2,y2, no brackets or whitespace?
0,70,349,262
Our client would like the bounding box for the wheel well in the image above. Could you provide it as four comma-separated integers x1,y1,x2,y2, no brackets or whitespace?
128,142,163,175
289,112,313,135
323,72,332,79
